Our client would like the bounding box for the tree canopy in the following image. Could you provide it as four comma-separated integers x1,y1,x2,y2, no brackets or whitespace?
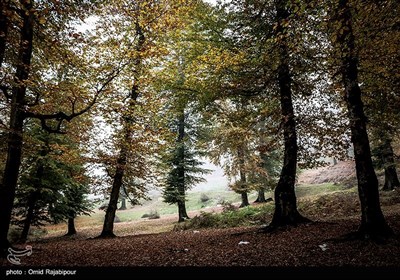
1,0,399,254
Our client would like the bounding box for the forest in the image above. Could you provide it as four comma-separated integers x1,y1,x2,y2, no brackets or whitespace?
0,0,400,272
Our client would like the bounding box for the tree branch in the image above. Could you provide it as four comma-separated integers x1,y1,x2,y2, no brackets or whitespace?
23,62,127,133
0,85,11,99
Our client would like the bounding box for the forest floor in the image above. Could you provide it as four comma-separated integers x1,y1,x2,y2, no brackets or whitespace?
2,161,400,274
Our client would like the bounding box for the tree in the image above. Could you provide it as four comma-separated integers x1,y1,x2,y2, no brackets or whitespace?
380,140,400,191
95,0,192,237
12,123,92,242
0,0,9,67
0,0,117,255
63,181,93,236
0,0,35,253
162,110,210,221
160,57,211,221
267,0,310,228
331,0,392,238
252,149,281,203
204,100,253,207
145,2,219,222
236,144,250,207
99,22,143,237
357,0,400,191
99,88,141,237
118,191,127,211
371,132,400,191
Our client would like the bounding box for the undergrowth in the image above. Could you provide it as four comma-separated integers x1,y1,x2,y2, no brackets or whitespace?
174,203,274,230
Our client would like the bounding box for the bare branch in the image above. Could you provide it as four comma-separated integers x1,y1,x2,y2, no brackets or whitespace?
40,118,66,134
23,61,128,133
122,185,138,206
0,85,11,99
105,167,116,179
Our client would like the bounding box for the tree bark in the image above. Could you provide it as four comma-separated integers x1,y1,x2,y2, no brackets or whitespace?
240,192,249,208
269,0,309,228
20,143,47,243
0,0,34,256
237,145,250,208
177,111,189,222
66,217,77,236
381,139,400,191
254,189,267,203
0,0,9,66
177,200,189,222
19,191,39,243
99,108,134,237
335,0,392,238
119,197,127,210
98,22,144,238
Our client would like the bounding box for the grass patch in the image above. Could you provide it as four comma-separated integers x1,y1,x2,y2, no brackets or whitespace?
295,183,350,198
43,183,352,236
111,190,260,222
141,210,160,219
298,186,359,220
174,203,274,230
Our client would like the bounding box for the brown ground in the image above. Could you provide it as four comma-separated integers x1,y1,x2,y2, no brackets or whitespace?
298,160,357,185
2,161,400,274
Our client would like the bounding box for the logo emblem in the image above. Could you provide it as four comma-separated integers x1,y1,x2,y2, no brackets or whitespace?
7,246,33,265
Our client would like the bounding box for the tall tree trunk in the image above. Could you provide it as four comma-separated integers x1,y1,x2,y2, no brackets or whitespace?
335,0,392,238
237,145,249,208
240,192,249,208
177,200,189,222
19,191,39,243
99,22,144,238
99,98,137,237
177,111,189,222
119,197,127,210
381,139,400,191
20,144,46,243
256,122,268,204
0,0,34,256
66,217,77,236
254,189,266,203
269,0,309,228
0,0,9,66
100,158,124,237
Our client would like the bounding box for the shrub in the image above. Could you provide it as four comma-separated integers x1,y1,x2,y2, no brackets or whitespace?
200,193,210,203
7,226,48,243
174,204,274,231
221,201,236,212
141,210,160,219
98,203,108,211
8,226,21,243
174,212,218,230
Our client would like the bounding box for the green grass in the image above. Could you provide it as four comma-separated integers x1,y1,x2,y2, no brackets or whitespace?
295,183,349,198
75,184,344,226
174,203,274,230
41,182,351,236
106,188,261,223
88,183,346,225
